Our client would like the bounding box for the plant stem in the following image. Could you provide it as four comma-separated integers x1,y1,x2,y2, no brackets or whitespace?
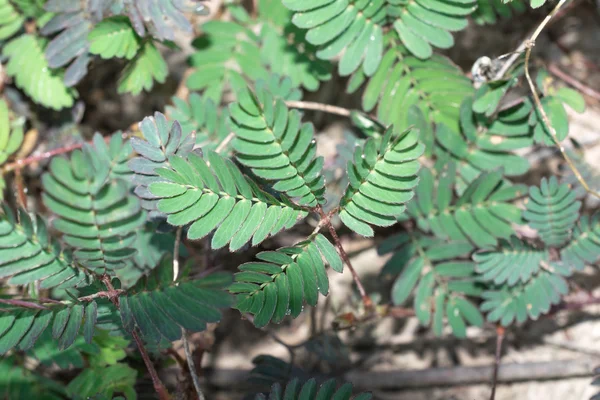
285,100,351,117
2,142,85,173
182,329,206,400
317,207,373,310
132,329,172,400
215,132,235,154
171,228,206,400
522,0,600,200
100,275,171,400
490,326,505,400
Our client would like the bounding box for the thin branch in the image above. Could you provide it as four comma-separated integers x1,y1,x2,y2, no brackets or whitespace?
493,0,581,81
2,131,131,174
215,132,235,154
0,298,48,310
284,100,351,118
77,289,125,302
548,63,600,102
2,142,85,173
182,330,206,400
132,330,172,400
173,227,206,400
522,0,600,200
490,326,505,400
316,207,373,310
173,227,182,281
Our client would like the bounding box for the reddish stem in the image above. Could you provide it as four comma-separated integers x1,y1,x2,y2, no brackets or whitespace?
0,298,48,310
2,142,85,173
132,330,172,400
317,207,373,310
490,326,505,400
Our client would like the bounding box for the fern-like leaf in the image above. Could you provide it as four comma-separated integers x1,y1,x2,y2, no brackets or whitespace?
348,38,473,134
523,176,581,247
560,214,600,271
88,16,141,60
187,20,269,103
119,262,232,344
283,0,474,75
257,377,371,400
0,207,93,289
117,40,168,96
233,235,342,327
230,86,326,208
473,236,550,286
67,363,136,400
436,97,531,183
129,112,196,214
379,233,483,337
480,269,569,326
0,0,26,40
42,134,145,274
338,126,423,237
3,34,76,110
472,0,526,25
258,0,332,90
0,299,100,354
407,164,526,248
0,356,66,399
148,150,309,250
166,92,232,151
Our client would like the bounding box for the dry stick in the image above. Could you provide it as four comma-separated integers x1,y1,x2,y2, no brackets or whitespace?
285,100,352,118
522,0,600,200
172,228,207,400
489,326,505,400
548,63,600,102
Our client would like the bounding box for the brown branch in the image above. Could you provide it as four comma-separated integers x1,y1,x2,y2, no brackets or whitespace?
132,329,172,400
2,142,85,173
522,0,600,200
316,207,373,310
548,63,600,102
0,298,48,310
490,326,505,400
284,100,351,118
77,289,125,302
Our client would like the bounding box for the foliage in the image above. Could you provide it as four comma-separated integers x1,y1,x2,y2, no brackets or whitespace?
256,378,372,400
0,0,596,398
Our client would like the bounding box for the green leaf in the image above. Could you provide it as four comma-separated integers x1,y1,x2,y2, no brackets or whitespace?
259,377,371,400
118,41,167,96
3,34,75,109
474,236,550,286
67,363,137,400
523,176,581,247
122,267,232,344
230,86,326,207
42,133,144,274
88,16,141,60
338,127,423,237
407,164,527,247
349,40,473,134
561,213,600,271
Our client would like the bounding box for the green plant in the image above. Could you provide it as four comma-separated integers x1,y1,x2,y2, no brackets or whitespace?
0,0,598,399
